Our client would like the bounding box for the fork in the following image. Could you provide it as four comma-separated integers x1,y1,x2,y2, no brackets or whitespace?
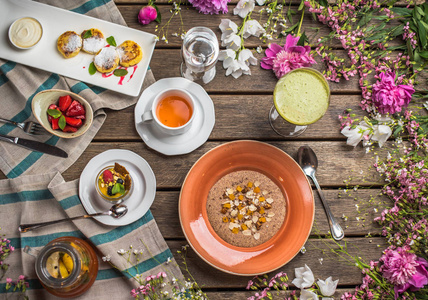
0,117,46,135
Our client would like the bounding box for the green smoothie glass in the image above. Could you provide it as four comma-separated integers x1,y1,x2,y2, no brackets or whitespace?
269,68,330,137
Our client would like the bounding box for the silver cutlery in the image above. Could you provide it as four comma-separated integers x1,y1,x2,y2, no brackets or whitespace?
18,204,128,233
0,133,68,157
0,117,45,135
297,146,345,241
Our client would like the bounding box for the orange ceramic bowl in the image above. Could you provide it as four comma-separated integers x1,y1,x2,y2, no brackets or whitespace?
179,140,314,276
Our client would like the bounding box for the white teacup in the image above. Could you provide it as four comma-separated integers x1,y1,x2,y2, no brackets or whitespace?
142,88,195,135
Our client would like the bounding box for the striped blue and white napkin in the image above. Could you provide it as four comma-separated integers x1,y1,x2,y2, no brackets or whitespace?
0,0,155,178
0,172,184,299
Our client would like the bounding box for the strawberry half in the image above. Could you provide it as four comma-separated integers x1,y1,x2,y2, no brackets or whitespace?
65,117,82,128
102,170,114,183
66,100,86,117
48,104,59,123
62,125,78,133
59,95,72,112
51,118,59,130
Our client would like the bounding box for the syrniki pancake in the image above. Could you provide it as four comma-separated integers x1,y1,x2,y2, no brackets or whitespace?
94,47,119,73
57,31,82,58
117,40,143,67
81,28,106,54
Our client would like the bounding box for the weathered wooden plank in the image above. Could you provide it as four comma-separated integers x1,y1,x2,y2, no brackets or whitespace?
96,94,364,140
149,49,361,93
59,141,382,187
151,189,386,239
204,289,357,299
117,4,341,47
167,237,387,288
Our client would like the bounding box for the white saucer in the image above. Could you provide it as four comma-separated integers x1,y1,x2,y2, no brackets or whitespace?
134,77,215,156
78,149,156,226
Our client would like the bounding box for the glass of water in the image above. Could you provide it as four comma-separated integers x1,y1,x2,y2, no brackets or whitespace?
181,27,219,85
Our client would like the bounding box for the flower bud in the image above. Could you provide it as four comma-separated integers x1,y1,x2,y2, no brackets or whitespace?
138,5,157,25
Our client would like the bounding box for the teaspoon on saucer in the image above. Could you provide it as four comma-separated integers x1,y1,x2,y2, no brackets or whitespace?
18,204,128,233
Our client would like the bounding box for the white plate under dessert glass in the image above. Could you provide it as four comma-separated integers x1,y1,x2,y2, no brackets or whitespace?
0,0,156,97
134,77,215,156
79,149,156,226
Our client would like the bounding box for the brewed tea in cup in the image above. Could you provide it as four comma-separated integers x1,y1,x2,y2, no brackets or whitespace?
142,88,195,135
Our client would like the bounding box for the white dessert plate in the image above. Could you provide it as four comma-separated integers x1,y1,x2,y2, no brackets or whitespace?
0,0,156,97
134,77,215,156
79,149,156,226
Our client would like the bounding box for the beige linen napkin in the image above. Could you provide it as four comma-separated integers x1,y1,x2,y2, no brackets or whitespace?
0,0,155,178
0,172,184,299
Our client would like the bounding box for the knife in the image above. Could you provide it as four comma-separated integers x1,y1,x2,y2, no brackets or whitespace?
0,134,68,158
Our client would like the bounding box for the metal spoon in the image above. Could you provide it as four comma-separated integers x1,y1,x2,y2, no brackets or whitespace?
18,204,128,233
297,146,344,241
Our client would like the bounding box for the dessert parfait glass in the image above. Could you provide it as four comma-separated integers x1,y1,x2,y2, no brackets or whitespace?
269,68,330,137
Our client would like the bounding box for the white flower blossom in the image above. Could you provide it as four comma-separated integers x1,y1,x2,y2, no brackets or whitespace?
371,124,392,148
300,289,319,300
166,257,172,264
219,49,245,79
219,19,238,41
221,34,241,51
292,264,314,289
256,0,266,4
341,121,371,147
256,46,263,53
233,0,255,18
243,20,266,38
102,254,111,262
117,249,125,255
317,276,339,296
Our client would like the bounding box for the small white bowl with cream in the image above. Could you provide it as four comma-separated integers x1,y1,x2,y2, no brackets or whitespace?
8,17,43,49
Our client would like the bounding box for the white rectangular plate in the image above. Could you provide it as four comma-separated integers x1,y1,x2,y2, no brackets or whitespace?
0,0,156,97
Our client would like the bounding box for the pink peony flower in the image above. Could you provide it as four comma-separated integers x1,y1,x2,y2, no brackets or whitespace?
138,6,157,25
371,71,414,114
380,247,428,299
189,0,231,14
261,34,316,79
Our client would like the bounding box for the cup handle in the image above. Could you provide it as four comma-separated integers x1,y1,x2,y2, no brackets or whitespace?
141,110,154,123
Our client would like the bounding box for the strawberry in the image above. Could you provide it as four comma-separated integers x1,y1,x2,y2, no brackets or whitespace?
48,104,59,123
102,170,114,183
66,100,86,117
74,115,86,120
59,95,72,112
65,117,82,128
51,118,59,130
62,125,78,133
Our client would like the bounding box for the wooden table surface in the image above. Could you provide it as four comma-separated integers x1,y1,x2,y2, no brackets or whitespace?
2,1,391,298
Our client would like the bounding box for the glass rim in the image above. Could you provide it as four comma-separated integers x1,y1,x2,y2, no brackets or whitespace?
273,67,331,126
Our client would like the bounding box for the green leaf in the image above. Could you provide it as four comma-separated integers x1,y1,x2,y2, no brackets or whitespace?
390,7,411,16
421,20,428,32
357,13,372,28
319,0,328,8
393,125,403,137
153,4,161,23
113,69,128,77
298,0,305,11
106,36,117,47
297,32,307,46
88,62,97,75
418,21,427,48
47,109,61,119
284,23,299,33
82,30,93,39
59,115,66,130
419,51,428,59
390,24,404,37
416,6,425,17
112,183,125,195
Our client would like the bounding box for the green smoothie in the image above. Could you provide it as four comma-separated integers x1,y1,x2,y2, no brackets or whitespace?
273,68,330,125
